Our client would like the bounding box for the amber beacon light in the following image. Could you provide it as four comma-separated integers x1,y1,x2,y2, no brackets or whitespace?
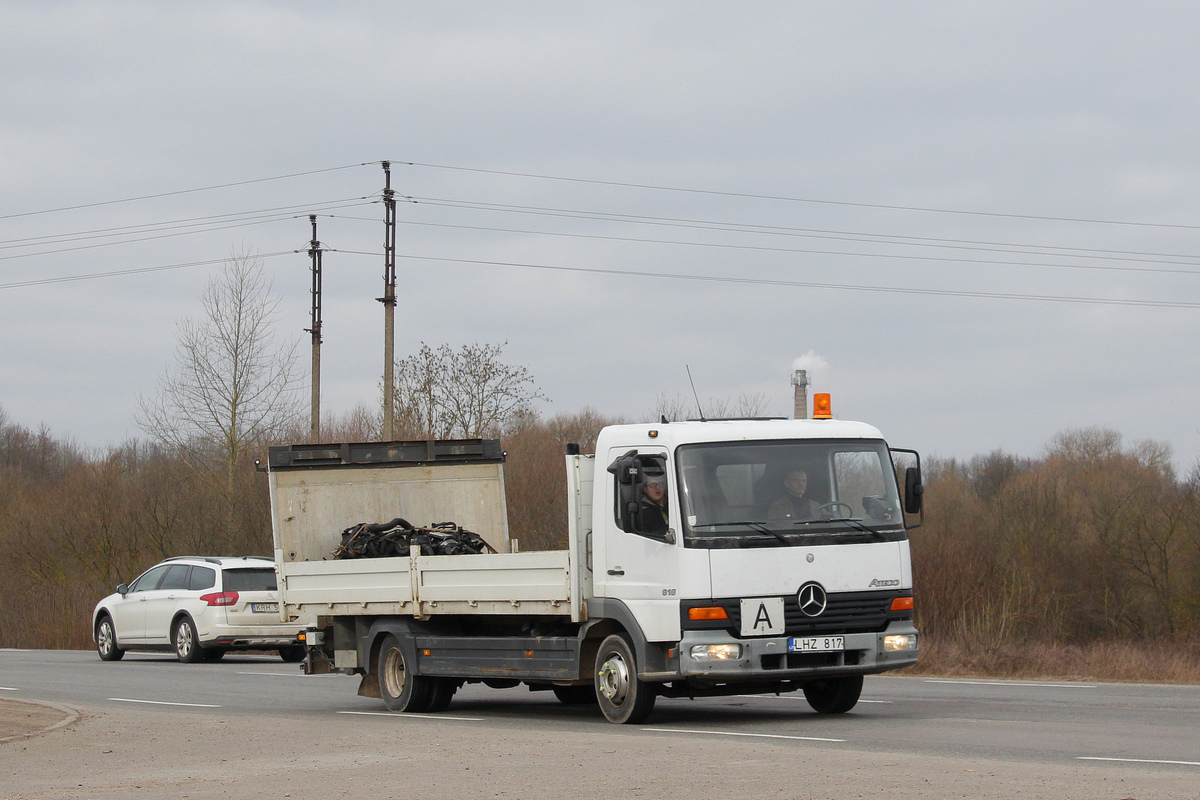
812,393,832,419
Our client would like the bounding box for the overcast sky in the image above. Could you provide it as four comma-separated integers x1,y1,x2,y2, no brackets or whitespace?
4,2,1200,473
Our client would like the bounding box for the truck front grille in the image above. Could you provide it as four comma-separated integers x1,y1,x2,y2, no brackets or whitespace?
681,589,908,638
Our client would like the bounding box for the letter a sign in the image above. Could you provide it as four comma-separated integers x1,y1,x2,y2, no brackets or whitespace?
740,597,786,637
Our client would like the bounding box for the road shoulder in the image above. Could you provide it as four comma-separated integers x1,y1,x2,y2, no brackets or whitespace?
0,697,79,743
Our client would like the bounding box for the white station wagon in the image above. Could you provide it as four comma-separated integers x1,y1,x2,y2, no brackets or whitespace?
92,556,308,663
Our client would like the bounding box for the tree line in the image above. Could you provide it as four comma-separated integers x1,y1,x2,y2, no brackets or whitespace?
2,255,1197,661
4,403,1199,653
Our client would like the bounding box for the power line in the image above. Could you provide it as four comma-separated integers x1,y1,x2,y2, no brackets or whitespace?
0,162,373,222
329,249,1200,309
404,197,1200,268
0,198,376,249
328,214,1200,277
0,201,374,262
0,251,298,290
398,160,1200,232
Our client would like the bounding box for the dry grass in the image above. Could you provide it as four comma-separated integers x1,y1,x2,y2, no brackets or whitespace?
907,635,1200,684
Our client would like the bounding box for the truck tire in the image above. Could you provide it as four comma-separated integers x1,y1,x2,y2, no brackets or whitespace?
95,616,125,661
378,634,434,712
803,675,863,714
595,634,656,724
426,678,459,712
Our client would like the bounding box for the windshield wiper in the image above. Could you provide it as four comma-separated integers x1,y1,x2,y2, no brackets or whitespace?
692,520,791,546
792,516,888,540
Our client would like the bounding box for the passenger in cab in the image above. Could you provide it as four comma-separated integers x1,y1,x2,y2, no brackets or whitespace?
768,468,817,521
638,475,669,534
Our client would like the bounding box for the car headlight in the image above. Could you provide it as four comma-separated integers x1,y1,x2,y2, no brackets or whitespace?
690,644,743,661
883,634,918,652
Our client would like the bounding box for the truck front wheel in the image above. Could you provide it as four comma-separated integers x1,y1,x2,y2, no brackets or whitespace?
595,635,656,724
378,634,433,712
803,675,863,714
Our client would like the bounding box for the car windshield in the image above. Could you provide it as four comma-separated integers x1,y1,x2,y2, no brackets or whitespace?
222,567,277,592
677,438,906,549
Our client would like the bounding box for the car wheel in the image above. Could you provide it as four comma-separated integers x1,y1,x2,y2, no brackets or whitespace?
803,675,863,714
279,645,306,663
203,647,226,661
595,634,656,724
173,617,204,663
552,684,598,705
95,616,125,662
377,634,433,712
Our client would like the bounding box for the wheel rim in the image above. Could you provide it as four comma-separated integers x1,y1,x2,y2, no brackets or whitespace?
382,647,407,698
176,622,193,659
97,621,113,654
598,651,630,705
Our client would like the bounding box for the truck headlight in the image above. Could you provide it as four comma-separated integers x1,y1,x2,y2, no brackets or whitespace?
883,634,918,652
690,644,742,661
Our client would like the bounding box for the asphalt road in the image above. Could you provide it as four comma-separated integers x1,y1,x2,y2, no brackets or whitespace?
2,648,1199,799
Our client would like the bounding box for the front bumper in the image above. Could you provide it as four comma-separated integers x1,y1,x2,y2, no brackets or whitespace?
678,620,918,682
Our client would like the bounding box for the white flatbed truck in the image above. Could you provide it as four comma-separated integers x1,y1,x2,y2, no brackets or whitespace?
267,413,922,723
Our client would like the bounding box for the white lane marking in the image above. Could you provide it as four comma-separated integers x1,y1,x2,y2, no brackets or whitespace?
338,711,483,722
108,698,222,708
236,671,338,678
925,679,1096,689
644,727,845,743
0,687,18,691
733,694,891,704
1077,756,1200,767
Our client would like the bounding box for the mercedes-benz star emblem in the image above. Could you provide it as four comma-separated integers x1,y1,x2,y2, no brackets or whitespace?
797,582,827,617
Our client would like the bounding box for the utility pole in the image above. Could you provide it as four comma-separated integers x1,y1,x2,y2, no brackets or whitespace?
305,214,323,441
380,161,398,440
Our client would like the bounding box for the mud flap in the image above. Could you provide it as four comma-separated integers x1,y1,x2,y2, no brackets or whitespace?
357,670,381,698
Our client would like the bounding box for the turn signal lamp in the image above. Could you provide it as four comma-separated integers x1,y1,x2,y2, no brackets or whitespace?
813,393,832,419
890,596,914,612
688,606,730,621
200,591,239,607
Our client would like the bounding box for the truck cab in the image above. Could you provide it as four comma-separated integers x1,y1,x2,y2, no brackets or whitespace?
581,419,919,719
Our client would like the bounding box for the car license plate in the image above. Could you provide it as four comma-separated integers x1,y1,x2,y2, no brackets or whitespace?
788,636,844,653
251,602,279,613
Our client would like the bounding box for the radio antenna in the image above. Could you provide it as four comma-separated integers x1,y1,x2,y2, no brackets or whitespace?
686,365,707,421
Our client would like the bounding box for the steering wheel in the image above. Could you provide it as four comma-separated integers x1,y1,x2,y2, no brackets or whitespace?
814,501,854,519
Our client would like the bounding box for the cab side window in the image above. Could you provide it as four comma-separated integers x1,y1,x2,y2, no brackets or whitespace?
609,452,670,538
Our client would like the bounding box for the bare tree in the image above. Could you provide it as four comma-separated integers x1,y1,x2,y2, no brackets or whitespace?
135,253,301,523
391,342,546,439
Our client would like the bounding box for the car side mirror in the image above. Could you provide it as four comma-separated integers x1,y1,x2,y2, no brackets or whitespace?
117,583,129,595
904,467,924,514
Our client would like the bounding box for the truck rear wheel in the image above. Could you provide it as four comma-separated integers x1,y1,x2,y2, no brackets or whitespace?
803,675,863,714
378,634,433,712
426,678,459,712
595,635,656,724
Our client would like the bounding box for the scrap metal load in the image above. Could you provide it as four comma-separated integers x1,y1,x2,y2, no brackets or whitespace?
332,518,496,559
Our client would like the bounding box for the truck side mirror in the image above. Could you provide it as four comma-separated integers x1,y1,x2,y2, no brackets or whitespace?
904,467,924,514
606,454,641,485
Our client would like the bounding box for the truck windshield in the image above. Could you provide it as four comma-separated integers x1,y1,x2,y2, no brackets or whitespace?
676,438,906,548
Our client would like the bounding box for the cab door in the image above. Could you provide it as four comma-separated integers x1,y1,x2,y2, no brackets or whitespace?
593,447,681,642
